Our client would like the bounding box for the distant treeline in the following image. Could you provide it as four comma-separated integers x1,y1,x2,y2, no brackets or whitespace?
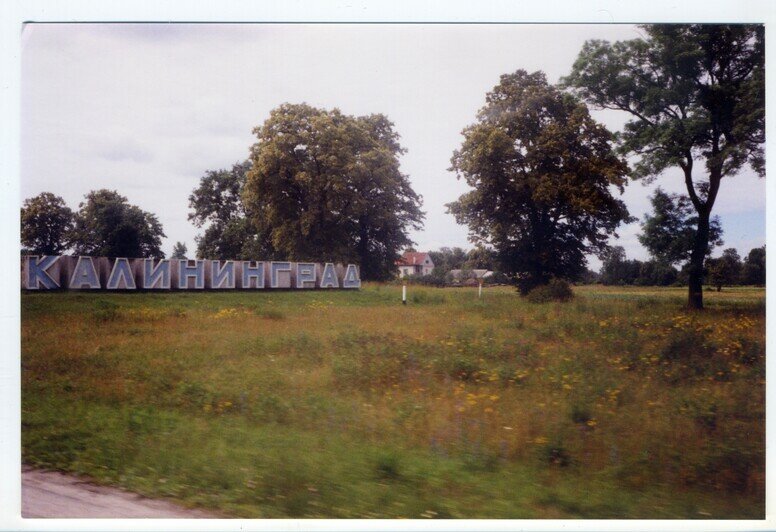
402,244,765,290
592,246,765,289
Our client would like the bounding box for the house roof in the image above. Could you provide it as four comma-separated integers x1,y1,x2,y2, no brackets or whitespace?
396,251,432,266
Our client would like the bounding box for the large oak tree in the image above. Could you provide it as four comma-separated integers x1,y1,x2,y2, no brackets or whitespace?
188,161,273,260
71,189,166,258
243,103,424,280
564,24,764,309
706,248,742,291
21,192,74,255
447,70,632,294
741,246,765,286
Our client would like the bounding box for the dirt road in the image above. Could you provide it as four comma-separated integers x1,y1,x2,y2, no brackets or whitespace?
22,467,217,518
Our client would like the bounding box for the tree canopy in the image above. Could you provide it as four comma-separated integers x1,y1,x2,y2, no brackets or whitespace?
706,248,742,291
639,188,722,265
564,24,764,308
171,242,188,260
71,189,166,258
599,246,679,287
741,246,765,286
21,192,74,255
427,247,468,275
447,70,632,294
188,161,272,260
243,103,424,280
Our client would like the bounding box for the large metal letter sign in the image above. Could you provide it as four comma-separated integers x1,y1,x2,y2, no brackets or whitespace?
296,263,316,289
70,257,101,289
179,260,205,289
143,259,171,289
106,258,136,290
343,264,361,288
241,261,265,289
21,255,360,291
270,262,292,289
25,255,60,289
319,263,339,288
211,260,235,289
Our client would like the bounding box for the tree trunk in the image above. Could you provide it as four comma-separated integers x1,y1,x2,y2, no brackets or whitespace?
682,149,722,311
687,209,711,310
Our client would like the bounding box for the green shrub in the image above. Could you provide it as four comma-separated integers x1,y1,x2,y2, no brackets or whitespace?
176,381,212,409
660,329,715,363
542,445,571,467
526,279,574,303
570,404,592,425
437,355,481,381
375,452,401,480
401,273,446,287
695,447,758,493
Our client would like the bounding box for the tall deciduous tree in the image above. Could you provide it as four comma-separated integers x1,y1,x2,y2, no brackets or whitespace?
639,188,723,265
741,246,765,286
21,192,74,255
188,161,272,260
599,246,641,286
636,260,678,287
243,103,424,280
706,248,742,291
428,247,468,275
171,242,188,259
447,70,632,294
464,245,497,271
564,24,764,308
71,190,165,258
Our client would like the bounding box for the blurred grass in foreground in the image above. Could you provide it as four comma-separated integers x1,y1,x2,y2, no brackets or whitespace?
21,284,765,518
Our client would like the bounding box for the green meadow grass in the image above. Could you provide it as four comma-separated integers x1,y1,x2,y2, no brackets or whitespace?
21,284,765,518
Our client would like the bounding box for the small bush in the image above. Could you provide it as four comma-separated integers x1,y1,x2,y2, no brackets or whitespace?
728,336,763,366
526,279,574,303
440,355,481,381
402,273,446,287
696,447,757,493
452,357,479,381
659,329,716,363
570,404,592,425
375,452,401,480
543,445,571,467
176,381,211,409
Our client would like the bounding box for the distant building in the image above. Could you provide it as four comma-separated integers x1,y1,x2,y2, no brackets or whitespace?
396,251,434,277
447,269,494,285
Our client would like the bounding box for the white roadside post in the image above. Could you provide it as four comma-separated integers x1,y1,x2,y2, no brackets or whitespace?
478,279,483,299
402,281,407,305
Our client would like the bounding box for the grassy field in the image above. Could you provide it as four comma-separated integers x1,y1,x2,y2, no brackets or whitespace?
21,284,765,518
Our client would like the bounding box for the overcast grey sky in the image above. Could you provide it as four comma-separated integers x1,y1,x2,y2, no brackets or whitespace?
21,23,765,267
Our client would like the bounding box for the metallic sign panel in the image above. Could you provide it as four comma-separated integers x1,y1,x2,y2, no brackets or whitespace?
21,256,360,291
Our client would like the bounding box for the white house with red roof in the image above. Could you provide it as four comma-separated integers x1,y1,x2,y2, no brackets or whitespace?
396,251,434,277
